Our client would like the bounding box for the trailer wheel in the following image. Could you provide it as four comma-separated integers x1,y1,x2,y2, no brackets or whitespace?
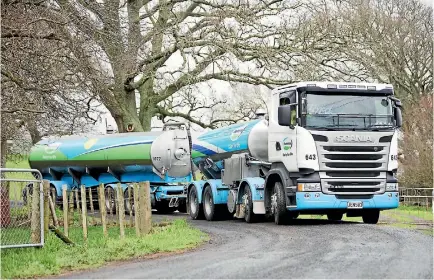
105,186,116,214
177,200,187,213
155,201,176,214
244,186,257,223
203,185,217,221
124,187,135,214
188,187,204,220
271,181,288,225
22,184,33,205
362,210,380,224
327,212,343,221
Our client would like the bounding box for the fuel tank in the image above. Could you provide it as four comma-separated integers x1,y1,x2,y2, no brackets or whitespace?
191,119,269,166
28,128,192,179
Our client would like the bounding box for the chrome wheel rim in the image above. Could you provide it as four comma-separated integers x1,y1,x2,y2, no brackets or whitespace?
271,192,277,214
204,191,212,215
190,191,197,214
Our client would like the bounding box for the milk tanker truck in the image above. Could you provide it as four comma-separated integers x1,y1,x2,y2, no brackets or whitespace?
185,81,403,225
26,122,194,213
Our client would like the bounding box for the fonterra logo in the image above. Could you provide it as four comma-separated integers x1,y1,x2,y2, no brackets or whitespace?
335,135,374,143
283,137,293,150
230,124,248,141
44,142,61,154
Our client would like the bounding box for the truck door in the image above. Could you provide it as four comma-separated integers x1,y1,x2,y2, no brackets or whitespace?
268,89,298,172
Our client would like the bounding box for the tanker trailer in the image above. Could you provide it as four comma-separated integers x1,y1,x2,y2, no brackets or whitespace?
27,122,194,213
186,81,403,225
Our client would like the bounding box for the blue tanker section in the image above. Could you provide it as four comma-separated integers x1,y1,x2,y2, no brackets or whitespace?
194,119,261,155
191,120,261,176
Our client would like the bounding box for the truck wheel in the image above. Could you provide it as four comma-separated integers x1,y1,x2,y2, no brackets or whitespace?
271,181,288,225
244,186,257,223
189,187,204,220
203,185,217,221
362,210,380,224
327,212,343,221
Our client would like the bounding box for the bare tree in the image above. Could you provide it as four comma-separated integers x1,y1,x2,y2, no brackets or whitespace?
1,1,104,166
21,0,351,132
400,94,433,188
304,0,432,100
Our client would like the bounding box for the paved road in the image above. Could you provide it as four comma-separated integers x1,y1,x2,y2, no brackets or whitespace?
63,214,433,279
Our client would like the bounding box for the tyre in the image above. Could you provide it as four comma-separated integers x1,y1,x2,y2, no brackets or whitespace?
327,212,343,221
22,184,33,205
271,181,288,225
189,187,204,220
104,186,116,214
288,212,299,219
177,200,187,213
155,201,176,214
124,187,135,214
362,210,380,224
203,185,217,221
244,186,257,223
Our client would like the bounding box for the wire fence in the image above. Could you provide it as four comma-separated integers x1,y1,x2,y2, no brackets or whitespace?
0,168,44,249
381,187,433,227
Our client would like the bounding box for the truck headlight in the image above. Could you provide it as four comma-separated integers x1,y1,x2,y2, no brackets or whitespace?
386,183,398,191
298,183,321,192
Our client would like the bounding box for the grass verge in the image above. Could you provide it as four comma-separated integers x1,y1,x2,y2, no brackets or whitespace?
1,219,208,279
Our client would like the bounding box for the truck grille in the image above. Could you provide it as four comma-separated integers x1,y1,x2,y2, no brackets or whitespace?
314,132,392,196
317,144,389,171
321,179,385,195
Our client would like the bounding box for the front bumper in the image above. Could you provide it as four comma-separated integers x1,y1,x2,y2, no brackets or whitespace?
292,191,399,210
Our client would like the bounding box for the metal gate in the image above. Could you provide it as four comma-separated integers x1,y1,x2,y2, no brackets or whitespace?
0,168,44,248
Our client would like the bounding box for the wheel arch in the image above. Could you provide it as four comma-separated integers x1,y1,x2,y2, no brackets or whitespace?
187,181,206,204
238,177,265,204
264,167,291,211
203,180,227,205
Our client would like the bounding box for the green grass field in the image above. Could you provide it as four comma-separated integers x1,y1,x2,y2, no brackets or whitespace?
1,219,208,279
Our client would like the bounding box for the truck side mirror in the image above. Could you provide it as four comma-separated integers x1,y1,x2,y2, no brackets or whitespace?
395,107,402,128
278,105,296,128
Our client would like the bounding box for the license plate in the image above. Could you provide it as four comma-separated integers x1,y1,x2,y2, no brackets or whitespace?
347,201,363,209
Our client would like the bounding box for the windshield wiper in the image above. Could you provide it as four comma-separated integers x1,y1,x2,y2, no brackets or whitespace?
367,124,395,131
307,126,337,131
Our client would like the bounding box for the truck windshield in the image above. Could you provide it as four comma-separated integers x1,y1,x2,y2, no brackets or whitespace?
305,93,394,130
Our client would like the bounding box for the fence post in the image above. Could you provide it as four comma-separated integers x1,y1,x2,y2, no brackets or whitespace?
80,185,88,242
62,185,69,237
115,183,120,222
133,183,140,236
30,182,41,244
48,196,59,227
98,183,108,237
89,188,95,225
128,185,133,226
138,181,151,235
68,190,74,226
74,188,82,224
143,181,152,234
43,180,50,237
117,184,125,239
